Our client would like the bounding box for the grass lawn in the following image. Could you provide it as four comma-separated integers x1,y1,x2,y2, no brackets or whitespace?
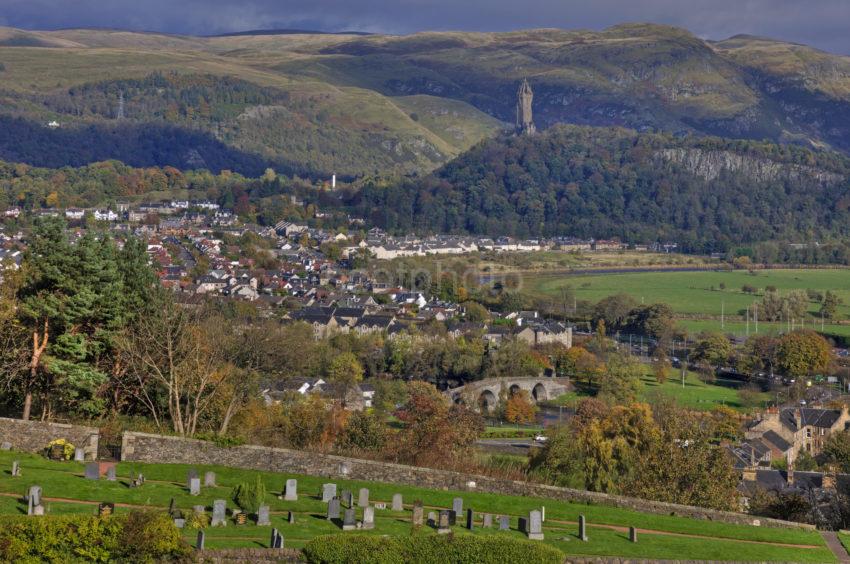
526,268,850,320
0,451,833,561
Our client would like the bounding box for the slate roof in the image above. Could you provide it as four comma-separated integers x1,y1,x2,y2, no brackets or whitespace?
780,408,843,431
762,430,792,452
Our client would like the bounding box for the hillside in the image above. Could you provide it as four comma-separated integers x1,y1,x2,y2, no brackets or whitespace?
345,125,850,251
2,24,850,176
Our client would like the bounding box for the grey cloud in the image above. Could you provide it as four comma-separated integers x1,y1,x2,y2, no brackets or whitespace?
2,0,850,54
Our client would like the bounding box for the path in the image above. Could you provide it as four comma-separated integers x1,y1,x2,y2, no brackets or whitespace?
822,531,850,563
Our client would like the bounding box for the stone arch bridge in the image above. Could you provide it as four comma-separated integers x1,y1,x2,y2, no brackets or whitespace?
446,377,571,413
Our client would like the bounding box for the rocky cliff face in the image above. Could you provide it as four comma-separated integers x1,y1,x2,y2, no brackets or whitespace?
657,148,844,185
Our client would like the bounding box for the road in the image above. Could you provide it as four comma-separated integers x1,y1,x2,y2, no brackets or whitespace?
476,437,539,454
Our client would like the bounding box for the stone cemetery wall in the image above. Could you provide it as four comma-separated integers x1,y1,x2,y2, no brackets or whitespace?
122,431,813,531
196,547,301,563
0,417,99,458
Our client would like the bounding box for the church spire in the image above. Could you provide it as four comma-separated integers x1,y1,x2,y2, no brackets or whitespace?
516,78,535,135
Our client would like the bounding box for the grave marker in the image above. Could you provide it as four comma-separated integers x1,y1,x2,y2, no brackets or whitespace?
527,510,544,540
74,448,85,462
173,518,186,529
342,490,353,508
375,501,386,510
437,510,451,534
211,500,227,527
204,471,216,487
499,515,510,530
29,486,41,507
196,531,205,550
327,498,341,520
358,487,369,507
427,511,436,526
483,513,493,528
98,502,115,517
11,460,20,477
466,508,474,530
392,493,403,511
412,501,424,526
288,511,295,524
342,508,356,530
322,483,337,502
189,477,201,496
257,505,271,526
362,506,375,530
284,479,297,501
579,514,588,541
452,497,463,515
84,462,99,480
629,526,638,543
106,467,116,482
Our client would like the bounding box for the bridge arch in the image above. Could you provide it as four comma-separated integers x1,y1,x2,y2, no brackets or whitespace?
478,390,498,413
508,384,521,397
531,382,548,402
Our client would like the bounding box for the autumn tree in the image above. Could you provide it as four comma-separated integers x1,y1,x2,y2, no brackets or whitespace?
821,291,843,320
775,330,832,378
504,389,538,424
691,332,734,370
596,352,643,405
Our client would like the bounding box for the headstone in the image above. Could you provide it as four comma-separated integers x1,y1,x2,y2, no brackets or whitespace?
204,471,216,487
518,516,528,533
74,448,85,462
29,486,42,507
235,511,248,525
375,502,386,510
427,511,437,526
284,478,297,501
270,528,278,548
173,518,186,529
362,506,375,530
98,502,115,517
32,504,44,516
168,498,175,516
412,501,424,526
0,442,11,451
342,490,353,508
342,508,356,530
106,467,116,482
257,505,271,526
211,500,227,527
288,511,295,524
189,477,201,496
579,514,588,542
629,526,638,543
27,495,33,516
527,510,544,540
499,515,509,530
483,513,493,528
196,531,205,550
448,510,457,526
466,508,474,530
11,461,20,477
392,493,403,511
327,498,341,520
452,497,463,515
358,488,369,507
84,462,99,480
322,483,337,502
541,506,545,522
437,510,451,534
186,469,198,487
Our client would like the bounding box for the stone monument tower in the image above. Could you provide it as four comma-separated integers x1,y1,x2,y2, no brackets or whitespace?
516,79,535,135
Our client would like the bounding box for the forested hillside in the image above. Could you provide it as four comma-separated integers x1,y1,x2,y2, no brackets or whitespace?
346,125,850,251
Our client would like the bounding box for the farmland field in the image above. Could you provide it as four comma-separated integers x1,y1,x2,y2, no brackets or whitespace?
0,451,833,561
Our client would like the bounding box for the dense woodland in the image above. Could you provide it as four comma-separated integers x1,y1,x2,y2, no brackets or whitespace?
347,126,850,252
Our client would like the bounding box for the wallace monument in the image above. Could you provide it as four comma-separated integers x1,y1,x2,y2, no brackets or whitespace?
516,78,536,135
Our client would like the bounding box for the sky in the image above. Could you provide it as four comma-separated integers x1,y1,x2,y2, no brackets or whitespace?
2,0,850,55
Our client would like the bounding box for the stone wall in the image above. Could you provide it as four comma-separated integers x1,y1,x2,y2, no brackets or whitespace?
121,431,813,531
197,548,301,563
0,417,99,459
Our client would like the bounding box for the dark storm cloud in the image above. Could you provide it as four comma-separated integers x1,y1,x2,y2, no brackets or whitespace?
3,0,850,54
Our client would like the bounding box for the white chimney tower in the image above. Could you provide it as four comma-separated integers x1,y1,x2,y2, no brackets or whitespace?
332,174,337,188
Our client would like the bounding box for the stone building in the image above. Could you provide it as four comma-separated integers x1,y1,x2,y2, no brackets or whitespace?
516,78,536,135
744,406,850,462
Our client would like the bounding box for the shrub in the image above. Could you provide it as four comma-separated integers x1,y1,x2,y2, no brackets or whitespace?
45,438,75,460
0,512,189,563
302,534,564,564
232,475,267,515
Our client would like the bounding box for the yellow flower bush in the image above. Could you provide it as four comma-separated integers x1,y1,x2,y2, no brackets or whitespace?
46,438,76,461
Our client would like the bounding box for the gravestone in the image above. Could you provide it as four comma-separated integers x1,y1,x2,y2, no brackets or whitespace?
189,477,201,496
204,471,216,487
541,506,545,522
327,498,341,520
437,510,451,534
284,479,297,501
392,493,403,511
106,467,116,482
288,511,295,524
358,488,369,507
629,526,638,543
234,511,248,525
527,510,544,540
483,513,493,528
11,460,20,477
322,483,337,502
84,462,99,480
211,500,227,527
32,504,44,516
257,505,271,526
0,441,11,450
196,531,205,550
427,511,437,526
499,515,510,530
98,502,115,517
168,498,175,516
186,469,198,488
466,508,474,530
411,501,423,526
29,486,41,507
270,528,278,548
452,497,463,515
74,448,85,462
578,514,588,541
362,506,375,530
341,490,353,508
342,508,356,531
271,529,283,549
448,510,457,526
131,473,144,487
173,518,185,529
518,516,528,534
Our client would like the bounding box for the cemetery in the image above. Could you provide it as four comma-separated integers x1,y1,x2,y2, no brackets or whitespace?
0,449,838,562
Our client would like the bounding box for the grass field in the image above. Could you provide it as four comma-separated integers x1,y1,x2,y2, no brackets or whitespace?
0,451,833,561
